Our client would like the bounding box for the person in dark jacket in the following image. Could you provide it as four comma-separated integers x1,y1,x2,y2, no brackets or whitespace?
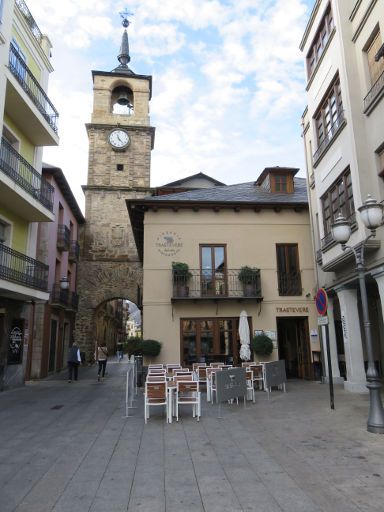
67,342,81,382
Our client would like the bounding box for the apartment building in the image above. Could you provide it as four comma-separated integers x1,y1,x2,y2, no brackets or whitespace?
301,0,384,392
30,164,84,379
0,0,59,389
127,168,319,379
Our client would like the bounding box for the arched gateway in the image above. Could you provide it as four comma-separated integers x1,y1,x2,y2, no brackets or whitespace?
75,14,154,360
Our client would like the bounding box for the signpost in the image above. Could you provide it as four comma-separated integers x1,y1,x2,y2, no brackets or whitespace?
315,288,334,410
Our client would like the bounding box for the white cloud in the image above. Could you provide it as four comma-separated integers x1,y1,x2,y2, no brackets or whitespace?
24,0,312,212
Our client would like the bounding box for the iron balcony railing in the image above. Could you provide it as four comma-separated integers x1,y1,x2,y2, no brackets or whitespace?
313,110,345,164
172,269,262,299
50,285,79,310
68,240,80,262
0,137,54,211
9,43,58,134
364,69,384,113
0,243,48,291
277,271,302,296
57,225,70,251
15,0,43,45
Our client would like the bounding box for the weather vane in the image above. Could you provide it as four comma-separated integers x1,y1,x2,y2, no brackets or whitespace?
119,8,134,28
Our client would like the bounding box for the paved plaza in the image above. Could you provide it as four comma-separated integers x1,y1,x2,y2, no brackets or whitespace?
0,360,383,512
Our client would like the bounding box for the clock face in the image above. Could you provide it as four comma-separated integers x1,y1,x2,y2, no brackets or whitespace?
108,129,130,149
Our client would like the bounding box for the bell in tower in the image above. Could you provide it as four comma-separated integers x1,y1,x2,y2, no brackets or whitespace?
112,85,134,114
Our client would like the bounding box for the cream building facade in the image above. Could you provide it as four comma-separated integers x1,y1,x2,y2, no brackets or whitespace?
128,168,320,378
0,0,58,389
301,0,384,392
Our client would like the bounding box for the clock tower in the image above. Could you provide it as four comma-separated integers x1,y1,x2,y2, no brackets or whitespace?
75,14,155,357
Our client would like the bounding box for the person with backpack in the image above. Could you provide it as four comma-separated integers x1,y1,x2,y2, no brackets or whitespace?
95,343,108,382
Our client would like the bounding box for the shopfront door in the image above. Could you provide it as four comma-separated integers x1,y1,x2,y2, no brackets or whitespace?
277,317,312,379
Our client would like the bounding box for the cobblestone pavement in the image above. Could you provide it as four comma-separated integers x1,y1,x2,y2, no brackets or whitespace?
0,360,383,512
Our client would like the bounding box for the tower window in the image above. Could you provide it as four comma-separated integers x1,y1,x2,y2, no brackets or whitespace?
112,85,134,115
117,164,124,171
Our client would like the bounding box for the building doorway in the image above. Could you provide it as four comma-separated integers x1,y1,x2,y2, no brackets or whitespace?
48,319,58,373
277,317,312,379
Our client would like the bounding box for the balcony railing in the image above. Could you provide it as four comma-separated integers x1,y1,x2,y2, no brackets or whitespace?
277,271,302,296
68,240,80,262
313,110,345,164
57,225,70,251
15,0,43,45
172,269,262,300
50,285,79,310
0,243,48,291
364,70,384,114
9,43,58,134
0,137,54,211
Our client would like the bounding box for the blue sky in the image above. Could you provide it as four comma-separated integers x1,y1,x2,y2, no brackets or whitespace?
27,0,315,212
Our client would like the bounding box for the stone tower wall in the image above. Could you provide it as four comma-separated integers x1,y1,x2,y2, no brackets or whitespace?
74,64,154,361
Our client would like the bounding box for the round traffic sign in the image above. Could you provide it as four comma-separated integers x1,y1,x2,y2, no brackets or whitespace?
315,288,328,316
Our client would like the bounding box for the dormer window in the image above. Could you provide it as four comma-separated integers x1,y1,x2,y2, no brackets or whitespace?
255,167,298,193
271,174,293,193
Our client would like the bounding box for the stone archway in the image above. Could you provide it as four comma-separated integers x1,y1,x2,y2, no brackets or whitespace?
74,261,142,361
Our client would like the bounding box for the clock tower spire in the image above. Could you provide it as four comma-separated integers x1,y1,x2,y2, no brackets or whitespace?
75,12,155,359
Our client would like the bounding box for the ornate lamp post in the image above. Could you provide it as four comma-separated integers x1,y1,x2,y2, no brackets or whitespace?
331,195,384,433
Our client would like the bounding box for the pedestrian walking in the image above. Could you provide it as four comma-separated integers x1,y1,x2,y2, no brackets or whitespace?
117,341,124,361
95,343,108,381
67,341,81,382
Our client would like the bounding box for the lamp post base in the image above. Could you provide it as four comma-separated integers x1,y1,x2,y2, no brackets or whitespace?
367,380,384,434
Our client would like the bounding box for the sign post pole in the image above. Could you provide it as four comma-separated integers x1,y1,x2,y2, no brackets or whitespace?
315,288,334,410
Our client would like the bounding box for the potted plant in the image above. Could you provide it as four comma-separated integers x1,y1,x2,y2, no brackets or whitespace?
238,266,259,296
172,261,192,297
124,336,142,357
251,334,274,358
140,339,162,357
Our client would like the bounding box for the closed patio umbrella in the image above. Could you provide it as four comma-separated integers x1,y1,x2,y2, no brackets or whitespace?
239,310,251,361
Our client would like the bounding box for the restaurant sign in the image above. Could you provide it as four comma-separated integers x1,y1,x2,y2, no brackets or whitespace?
276,306,309,314
8,320,24,365
216,367,247,403
156,231,183,256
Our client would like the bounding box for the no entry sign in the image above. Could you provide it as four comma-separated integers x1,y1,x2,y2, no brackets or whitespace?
315,288,328,316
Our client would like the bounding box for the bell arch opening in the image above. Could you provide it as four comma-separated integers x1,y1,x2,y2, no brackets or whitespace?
111,85,134,115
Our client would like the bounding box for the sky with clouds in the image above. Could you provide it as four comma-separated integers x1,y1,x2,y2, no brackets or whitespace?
26,0,314,212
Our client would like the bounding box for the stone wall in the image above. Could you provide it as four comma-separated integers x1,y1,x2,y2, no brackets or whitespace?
74,260,142,360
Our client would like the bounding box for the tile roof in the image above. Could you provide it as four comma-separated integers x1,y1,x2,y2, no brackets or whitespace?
144,178,308,205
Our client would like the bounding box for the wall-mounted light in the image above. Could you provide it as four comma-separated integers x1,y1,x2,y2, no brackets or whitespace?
60,277,69,290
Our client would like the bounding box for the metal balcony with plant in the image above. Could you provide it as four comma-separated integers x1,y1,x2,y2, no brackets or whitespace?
0,243,48,291
8,43,58,134
0,137,54,211
172,267,262,300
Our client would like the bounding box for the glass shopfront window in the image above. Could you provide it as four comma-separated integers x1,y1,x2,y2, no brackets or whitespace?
181,317,246,366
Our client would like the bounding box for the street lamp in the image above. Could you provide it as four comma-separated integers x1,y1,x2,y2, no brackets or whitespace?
332,195,384,434
60,277,69,290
